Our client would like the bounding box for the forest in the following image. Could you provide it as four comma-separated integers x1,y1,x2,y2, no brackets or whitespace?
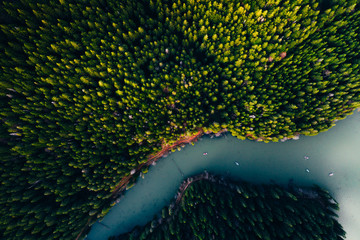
0,0,359,239
111,175,346,240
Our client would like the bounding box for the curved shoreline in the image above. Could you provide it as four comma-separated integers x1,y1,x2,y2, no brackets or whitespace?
77,129,205,240
77,124,327,239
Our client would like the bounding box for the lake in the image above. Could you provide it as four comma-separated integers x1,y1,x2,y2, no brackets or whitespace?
86,110,360,240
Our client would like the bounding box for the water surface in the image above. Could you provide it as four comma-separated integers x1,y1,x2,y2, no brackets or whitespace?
87,111,360,240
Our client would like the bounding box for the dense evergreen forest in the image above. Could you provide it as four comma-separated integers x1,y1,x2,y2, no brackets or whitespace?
111,176,345,240
0,0,359,239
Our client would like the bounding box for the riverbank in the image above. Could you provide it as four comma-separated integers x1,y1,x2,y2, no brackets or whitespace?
110,129,204,197
109,128,236,199
98,107,360,201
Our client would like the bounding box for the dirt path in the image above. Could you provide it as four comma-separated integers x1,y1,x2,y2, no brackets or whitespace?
110,129,204,196
75,218,92,240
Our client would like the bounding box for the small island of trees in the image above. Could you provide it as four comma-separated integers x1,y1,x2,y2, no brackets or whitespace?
111,173,345,240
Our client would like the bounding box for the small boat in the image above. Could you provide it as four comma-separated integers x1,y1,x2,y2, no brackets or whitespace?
203,152,208,156
305,168,310,173
234,161,239,166
304,156,309,160
328,172,334,177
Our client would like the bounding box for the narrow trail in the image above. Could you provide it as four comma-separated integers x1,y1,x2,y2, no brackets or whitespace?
110,129,204,196
76,218,92,240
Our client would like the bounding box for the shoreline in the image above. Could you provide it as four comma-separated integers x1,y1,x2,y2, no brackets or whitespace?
110,127,234,198
80,109,360,239
110,128,205,197
96,106,360,202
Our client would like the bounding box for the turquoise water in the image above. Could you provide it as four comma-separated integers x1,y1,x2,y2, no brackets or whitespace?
87,111,360,240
